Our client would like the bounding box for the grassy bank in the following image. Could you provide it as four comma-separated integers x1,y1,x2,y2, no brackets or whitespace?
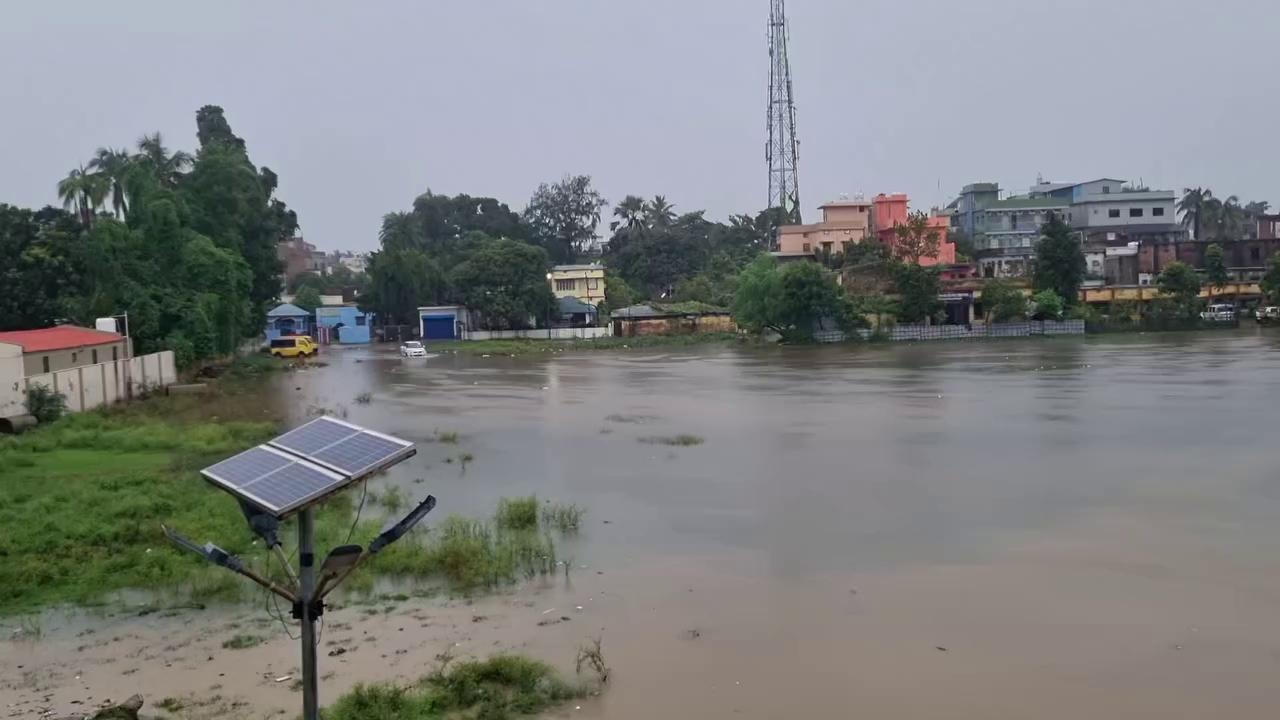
326,655,588,720
0,394,581,613
432,332,742,356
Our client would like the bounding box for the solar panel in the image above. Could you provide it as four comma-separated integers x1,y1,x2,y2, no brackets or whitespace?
201,417,416,517
269,417,414,478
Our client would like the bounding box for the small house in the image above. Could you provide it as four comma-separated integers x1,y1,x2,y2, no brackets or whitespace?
556,296,598,328
0,326,128,376
611,303,735,337
315,305,374,344
266,303,314,343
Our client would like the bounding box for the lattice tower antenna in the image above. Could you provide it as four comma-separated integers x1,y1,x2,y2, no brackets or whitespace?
767,0,801,223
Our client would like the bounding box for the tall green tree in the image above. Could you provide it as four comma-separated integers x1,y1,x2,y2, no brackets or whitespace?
1260,254,1280,304
135,132,192,188
293,286,322,312
732,255,854,342
891,262,942,323
523,175,607,263
1032,212,1085,305
448,239,556,330
1156,260,1202,319
1204,243,1229,300
88,147,133,219
610,195,646,232
362,247,443,326
1178,187,1212,241
56,164,106,227
892,211,940,265
644,196,676,228
981,278,1026,323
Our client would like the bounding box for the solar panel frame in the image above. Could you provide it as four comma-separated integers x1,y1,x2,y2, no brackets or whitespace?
202,445,347,517
202,418,417,518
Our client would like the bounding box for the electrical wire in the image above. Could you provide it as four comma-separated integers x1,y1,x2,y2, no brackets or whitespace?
265,549,300,640
345,480,369,544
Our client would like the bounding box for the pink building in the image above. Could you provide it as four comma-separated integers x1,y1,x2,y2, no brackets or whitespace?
872,193,955,266
776,197,874,256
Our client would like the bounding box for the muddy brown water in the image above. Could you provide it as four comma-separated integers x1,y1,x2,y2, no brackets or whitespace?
8,330,1280,718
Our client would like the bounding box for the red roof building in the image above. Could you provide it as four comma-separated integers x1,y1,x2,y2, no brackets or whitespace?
0,326,124,352
0,326,128,377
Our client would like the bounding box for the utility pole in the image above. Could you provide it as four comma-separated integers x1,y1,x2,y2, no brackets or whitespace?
767,0,801,224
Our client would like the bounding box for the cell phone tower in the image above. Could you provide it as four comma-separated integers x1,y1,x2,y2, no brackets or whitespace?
766,0,801,223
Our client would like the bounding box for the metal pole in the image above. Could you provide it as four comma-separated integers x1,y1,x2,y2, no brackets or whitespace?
298,508,319,720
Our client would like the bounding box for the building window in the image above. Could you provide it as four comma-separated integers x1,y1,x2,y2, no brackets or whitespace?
802,242,811,252
555,279,576,291
1102,185,1111,194
1251,247,1261,262
71,352,77,363
1010,215,1019,230
113,347,118,361
1129,208,1144,218
92,349,98,364
356,315,367,326
1108,209,1121,218
42,356,50,373
1152,207,1165,217
587,278,599,290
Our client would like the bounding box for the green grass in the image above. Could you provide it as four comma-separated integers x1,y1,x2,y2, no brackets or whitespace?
432,332,742,356
0,395,586,613
541,503,586,533
369,514,558,591
434,430,459,444
221,634,264,650
495,496,539,531
325,655,586,720
639,434,705,447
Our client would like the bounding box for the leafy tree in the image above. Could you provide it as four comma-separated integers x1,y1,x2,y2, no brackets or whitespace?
1178,187,1212,241
891,262,942,323
289,271,326,294
1030,290,1064,320
0,205,81,330
448,238,556,330
524,175,607,263
981,278,1026,323
293,286,322,312
845,238,891,267
733,255,854,341
1033,212,1085,305
644,196,676,228
88,147,133,219
1204,243,1228,300
136,132,192,188
949,229,976,263
602,273,639,314
1260,254,1280,304
362,247,443,326
57,164,106,227
610,195,646,232
1156,260,1202,319
892,211,940,265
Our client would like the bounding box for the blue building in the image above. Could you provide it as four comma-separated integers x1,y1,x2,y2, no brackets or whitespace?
265,303,314,343
315,305,375,344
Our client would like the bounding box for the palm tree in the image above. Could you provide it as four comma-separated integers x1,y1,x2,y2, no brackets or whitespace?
56,164,107,227
88,147,133,219
379,211,421,251
610,195,646,232
644,195,676,228
1216,195,1243,240
136,132,192,187
1178,187,1212,241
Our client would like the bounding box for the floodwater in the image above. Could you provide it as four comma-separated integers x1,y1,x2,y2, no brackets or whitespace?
9,330,1280,718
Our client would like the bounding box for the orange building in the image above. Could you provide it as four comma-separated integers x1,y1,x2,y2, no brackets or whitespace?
872,193,955,266
776,197,874,256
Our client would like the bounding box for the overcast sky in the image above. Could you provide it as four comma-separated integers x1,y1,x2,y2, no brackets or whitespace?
2,0,1276,252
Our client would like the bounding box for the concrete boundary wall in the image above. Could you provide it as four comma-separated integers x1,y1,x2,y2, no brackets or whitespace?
815,320,1085,344
465,327,613,341
11,350,177,417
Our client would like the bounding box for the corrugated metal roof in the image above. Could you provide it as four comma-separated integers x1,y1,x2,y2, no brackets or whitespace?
557,296,597,315
0,326,123,352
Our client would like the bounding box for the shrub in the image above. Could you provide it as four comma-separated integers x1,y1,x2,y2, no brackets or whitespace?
495,496,538,531
25,385,67,423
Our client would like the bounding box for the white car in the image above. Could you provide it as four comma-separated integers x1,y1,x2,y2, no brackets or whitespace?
1199,303,1236,322
400,340,427,358
1255,306,1280,323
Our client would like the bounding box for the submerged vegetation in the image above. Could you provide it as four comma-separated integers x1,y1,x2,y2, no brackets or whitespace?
542,503,586,533
639,434,705,447
0,393,589,614
326,655,587,720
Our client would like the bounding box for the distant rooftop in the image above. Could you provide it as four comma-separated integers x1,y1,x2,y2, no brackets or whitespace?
985,196,1071,210
552,264,604,272
961,182,999,193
